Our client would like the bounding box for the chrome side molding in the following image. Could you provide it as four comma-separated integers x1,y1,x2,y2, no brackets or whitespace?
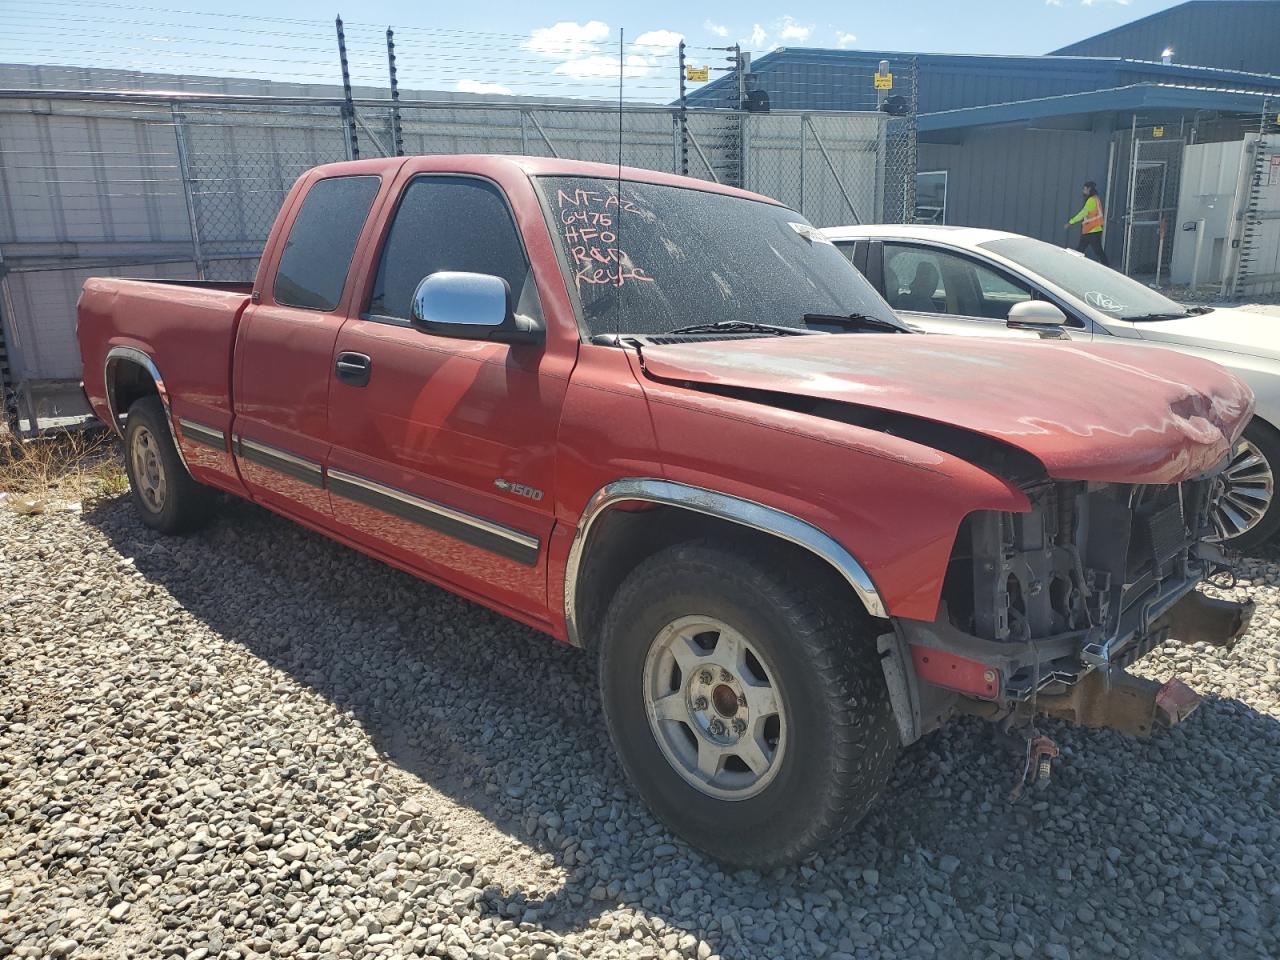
328,467,540,566
236,436,324,488
177,417,227,452
563,477,888,647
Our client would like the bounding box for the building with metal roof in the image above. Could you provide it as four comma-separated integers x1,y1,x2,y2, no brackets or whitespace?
683,8,1280,282
1052,0,1280,76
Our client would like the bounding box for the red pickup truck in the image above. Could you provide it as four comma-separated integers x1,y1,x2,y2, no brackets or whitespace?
78,155,1254,868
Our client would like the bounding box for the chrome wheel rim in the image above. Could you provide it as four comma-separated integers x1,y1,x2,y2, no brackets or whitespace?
131,424,167,513
1211,437,1274,542
642,615,786,801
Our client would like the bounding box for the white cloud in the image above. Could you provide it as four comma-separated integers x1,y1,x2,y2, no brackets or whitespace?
455,79,514,95
553,53,654,80
704,19,729,38
524,20,610,58
836,30,857,48
1045,0,1063,5
633,29,683,54
777,15,812,43
744,23,767,49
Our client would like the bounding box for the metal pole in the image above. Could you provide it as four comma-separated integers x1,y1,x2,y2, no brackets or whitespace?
336,16,359,160
386,27,404,157
733,44,745,189
171,106,206,281
734,44,745,107
685,127,720,183
798,114,806,215
907,57,919,223
1155,217,1166,286
677,40,688,176
1123,115,1138,275
1101,134,1116,251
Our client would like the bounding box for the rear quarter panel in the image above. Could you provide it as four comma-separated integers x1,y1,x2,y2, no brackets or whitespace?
77,278,251,484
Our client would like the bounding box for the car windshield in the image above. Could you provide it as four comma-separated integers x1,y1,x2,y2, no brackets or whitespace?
537,175,903,338
979,236,1193,322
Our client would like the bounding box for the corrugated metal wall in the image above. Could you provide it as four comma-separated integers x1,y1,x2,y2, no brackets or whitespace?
1052,1,1280,76
918,123,1116,251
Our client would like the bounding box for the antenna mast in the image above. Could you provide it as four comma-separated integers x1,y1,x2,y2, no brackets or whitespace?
614,28,625,335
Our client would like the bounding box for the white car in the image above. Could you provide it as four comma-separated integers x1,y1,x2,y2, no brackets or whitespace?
823,224,1280,551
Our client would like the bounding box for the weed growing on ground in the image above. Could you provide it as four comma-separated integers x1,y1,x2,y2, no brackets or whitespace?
0,430,126,511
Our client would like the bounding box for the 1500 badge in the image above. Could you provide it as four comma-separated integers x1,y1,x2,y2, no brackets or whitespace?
494,478,544,502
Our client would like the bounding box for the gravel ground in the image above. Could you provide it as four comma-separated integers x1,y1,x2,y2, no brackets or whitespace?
2,491,1279,960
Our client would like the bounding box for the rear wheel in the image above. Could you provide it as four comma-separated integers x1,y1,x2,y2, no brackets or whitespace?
598,539,899,868
124,396,215,534
1212,419,1280,553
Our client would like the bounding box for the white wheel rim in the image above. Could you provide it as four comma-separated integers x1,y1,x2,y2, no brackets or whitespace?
131,424,167,513
641,615,787,801
1211,437,1274,542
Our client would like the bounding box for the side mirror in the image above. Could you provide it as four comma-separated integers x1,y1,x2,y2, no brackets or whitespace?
411,271,542,344
1007,300,1069,340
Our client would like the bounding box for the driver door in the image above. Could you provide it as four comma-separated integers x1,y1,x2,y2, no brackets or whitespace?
325,173,567,622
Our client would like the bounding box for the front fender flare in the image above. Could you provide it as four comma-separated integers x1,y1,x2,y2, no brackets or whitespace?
563,477,888,647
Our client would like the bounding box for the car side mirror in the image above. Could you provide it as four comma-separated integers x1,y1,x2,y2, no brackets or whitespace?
410,271,542,345
1007,300,1069,340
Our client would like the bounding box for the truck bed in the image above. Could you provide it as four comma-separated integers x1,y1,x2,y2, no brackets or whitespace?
77,276,253,435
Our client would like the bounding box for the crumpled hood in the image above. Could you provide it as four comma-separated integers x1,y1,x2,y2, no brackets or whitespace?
639,334,1254,485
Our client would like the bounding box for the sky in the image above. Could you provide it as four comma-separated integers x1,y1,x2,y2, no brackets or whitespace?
0,0,1196,99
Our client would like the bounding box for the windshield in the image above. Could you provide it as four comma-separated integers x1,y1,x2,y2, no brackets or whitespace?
537,176,902,338
979,236,1191,322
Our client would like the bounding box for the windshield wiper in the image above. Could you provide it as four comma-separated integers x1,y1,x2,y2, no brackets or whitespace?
1123,312,1192,322
802,312,907,333
667,320,808,336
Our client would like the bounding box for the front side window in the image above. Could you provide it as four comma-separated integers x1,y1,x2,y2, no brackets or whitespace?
274,175,380,311
884,244,1031,320
368,176,538,322
537,176,898,338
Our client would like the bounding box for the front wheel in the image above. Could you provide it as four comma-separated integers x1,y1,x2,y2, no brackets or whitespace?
598,540,899,868
1212,419,1280,553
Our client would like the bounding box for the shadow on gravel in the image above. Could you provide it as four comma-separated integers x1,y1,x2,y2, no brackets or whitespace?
84,495,1280,960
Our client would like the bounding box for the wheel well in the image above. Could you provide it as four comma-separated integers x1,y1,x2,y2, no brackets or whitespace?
107,359,159,429
572,504,877,651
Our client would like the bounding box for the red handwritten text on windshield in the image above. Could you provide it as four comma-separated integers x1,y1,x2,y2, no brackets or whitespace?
556,187,655,288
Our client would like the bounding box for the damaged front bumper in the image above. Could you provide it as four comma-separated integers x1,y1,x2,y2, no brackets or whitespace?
879,475,1256,745
881,588,1253,744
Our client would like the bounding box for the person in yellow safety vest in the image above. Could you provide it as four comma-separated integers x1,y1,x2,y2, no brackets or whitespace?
1065,180,1109,266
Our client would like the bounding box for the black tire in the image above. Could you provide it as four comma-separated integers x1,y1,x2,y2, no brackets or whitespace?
1219,418,1280,554
123,396,215,535
598,539,900,869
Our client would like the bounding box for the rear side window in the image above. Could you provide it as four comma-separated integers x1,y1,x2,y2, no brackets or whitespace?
274,175,380,311
368,176,537,321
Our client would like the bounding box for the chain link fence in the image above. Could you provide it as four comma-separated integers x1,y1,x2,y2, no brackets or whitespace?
1122,132,1185,281
0,87,910,430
